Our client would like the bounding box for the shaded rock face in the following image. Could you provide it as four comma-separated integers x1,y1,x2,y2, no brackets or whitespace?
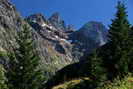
49,12,66,31
48,12,75,32
27,13,47,26
26,13,75,73
79,21,107,46
27,14,108,64
0,0,72,74
70,21,108,58
0,0,108,75
131,26,133,30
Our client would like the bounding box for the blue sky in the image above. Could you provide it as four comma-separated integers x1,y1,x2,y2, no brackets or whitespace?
11,0,133,29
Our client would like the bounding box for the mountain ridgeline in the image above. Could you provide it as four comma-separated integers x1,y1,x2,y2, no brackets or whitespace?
1,0,132,89
45,2,133,89
0,0,108,75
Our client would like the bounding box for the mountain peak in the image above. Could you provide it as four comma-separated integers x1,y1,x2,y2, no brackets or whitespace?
26,13,47,25
75,21,108,46
80,21,108,44
49,12,66,31
82,21,106,31
49,12,61,22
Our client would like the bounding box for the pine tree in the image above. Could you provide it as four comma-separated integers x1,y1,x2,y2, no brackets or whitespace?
108,1,131,77
89,50,107,85
128,27,133,72
7,24,45,89
0,64,8,89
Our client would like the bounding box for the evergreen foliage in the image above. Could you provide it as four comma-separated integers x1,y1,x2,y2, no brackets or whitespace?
7,24,45,89
0,1,132,89
0,64,8,89
89,50,107,87
90,51,106,80
128,26,133,72
97,75,133,89
44,1,133,89
107,1,131,77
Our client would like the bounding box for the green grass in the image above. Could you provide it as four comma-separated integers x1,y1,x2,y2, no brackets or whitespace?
52,77,90,89
51,75,133,89
98,75,133,89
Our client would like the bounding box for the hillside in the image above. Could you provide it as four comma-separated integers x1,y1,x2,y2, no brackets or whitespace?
0,0,133,89
0,0,108,76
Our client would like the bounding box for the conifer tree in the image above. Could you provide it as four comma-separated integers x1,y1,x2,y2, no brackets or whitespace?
108,1,131,76
128,27,133,72
0,64,8,89
7,24,44,89
89,50,106,84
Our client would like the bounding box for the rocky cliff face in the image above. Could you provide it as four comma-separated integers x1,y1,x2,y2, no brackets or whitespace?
0,0,74,74
27,13,74,74
0,0,23,52
26,14,109,75
78,21,107,46
70,21,108,59
0,0,108,75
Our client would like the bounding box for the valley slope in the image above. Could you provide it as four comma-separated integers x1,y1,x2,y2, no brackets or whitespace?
0,0,108,77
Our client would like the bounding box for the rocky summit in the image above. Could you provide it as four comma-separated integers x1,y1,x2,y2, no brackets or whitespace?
69,21,108,59
0,0,108,75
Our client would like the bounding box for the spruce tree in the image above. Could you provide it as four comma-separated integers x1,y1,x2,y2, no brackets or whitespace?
128,26,133,72
108,1,131,76
7,24,44,89
89,50,106,85
0,64,8,89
